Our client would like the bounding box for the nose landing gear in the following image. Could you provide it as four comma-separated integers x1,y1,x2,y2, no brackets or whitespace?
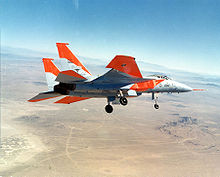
152,92,160,109
154,103,159,109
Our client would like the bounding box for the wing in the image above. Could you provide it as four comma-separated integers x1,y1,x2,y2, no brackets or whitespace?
92,55,154,84
106,55,142,78
54,96,90,104
92,69,153,84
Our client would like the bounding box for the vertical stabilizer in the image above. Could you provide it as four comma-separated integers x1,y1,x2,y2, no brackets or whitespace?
42,58,60,91
56,43,92,79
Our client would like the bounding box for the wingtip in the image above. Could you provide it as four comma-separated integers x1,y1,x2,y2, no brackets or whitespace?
42,58,54,61
28,99,40,102
56,42,69,46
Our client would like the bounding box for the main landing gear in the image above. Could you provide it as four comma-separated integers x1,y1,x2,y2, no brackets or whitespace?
119,97,128,106
105,96,114,114
105,93,128,113
118,90,128,106
105,104,113,113
152,92,159,109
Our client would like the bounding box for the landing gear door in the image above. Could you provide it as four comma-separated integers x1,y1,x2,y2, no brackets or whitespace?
127,90,137,96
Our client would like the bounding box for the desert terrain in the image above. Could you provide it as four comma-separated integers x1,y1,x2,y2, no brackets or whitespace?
0,49,220,177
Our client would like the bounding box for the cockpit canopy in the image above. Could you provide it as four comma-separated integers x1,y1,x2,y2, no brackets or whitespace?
150,74,172,80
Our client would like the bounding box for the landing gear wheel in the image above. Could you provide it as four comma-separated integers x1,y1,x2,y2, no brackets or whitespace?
154,104,159,109
105,104,113,113
120,97,128,106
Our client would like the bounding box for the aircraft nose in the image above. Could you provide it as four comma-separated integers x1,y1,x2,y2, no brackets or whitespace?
181,84,192,92
174,81,192,92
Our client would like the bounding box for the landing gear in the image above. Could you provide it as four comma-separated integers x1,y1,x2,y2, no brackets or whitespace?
119,97,128,106
118,90,128,106
152,92,160,109
105,104,113,113
154,104,159,109
105,97,115,113
105,93,128,113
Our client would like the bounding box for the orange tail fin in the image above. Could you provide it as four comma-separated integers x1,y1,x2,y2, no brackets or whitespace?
56,43,91,75
42,58,60,91
43,58,60,76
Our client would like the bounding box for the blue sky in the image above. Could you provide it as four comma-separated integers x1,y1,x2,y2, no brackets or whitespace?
1,0,220,75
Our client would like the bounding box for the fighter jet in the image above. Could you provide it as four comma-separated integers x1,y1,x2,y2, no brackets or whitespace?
28,43,195,113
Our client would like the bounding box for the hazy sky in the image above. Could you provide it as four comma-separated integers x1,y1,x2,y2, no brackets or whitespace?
1,0,220,75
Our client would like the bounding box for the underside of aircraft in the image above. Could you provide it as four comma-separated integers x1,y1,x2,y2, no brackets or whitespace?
28,43,197,113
